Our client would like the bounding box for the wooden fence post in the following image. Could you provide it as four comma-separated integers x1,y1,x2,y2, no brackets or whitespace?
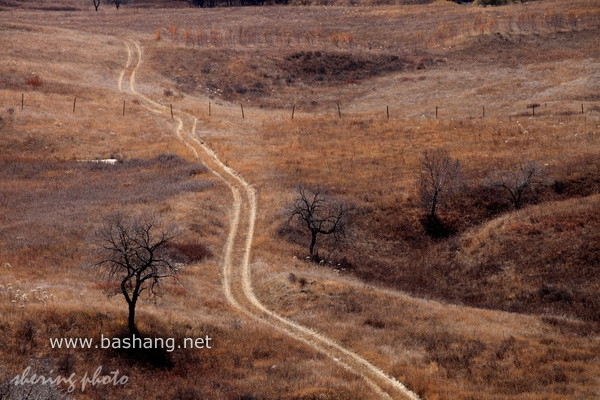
240,103,245,119
337,102,341,119
209,102,211,117
122,100,126,116
386,105,390,120
170,104,174,120
21,93,24,110
291,104,295,120
73,97,77,113
527,103,540,116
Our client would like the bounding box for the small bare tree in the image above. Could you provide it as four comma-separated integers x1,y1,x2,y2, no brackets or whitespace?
488,161,544,210
289,187,350,258
416,149,462,218
92,214,179,334
105,0,127,9
93,0,100,11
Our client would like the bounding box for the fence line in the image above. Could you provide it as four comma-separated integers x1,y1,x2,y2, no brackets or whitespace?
11,93,596,123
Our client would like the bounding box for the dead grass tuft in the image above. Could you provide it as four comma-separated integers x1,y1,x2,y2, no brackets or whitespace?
25,74,43,88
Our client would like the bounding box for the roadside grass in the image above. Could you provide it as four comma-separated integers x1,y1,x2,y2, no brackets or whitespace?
255,265,600,399
0,301,373,399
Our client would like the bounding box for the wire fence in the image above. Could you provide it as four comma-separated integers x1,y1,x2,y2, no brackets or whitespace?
10,92,599,122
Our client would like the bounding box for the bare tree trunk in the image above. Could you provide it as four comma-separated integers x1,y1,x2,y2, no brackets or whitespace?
511,191,521,209
430,191,439,217
309,230,318,257
128,297,138,335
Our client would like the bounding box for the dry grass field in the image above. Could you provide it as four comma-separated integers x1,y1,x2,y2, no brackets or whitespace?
1,0,600,399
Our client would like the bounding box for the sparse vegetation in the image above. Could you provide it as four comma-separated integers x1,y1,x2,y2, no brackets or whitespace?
1,0,599,398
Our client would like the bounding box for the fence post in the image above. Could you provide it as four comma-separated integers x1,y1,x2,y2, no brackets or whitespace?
337,102,341,119
435,106,438,119
123,100,126,116
170,104,174,120
386,105,389,120
73,97,77,113
21,93,24,110
240,103,244,119
209,102,211,117
482,106,485,118
291,104,295,120
527,103,539,116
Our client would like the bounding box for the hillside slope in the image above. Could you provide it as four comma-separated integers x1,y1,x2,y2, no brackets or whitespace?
449,194,600,325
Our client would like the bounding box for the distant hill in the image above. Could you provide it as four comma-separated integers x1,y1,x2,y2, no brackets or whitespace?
0,0,442,10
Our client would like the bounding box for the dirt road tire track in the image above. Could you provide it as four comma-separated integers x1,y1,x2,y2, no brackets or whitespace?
120,39,420,400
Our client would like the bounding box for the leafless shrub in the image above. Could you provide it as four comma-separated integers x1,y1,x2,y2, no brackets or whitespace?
287,272,297,283
364,318,386,329
186,165,209,176
25,74,43,88
487,161,546,210
109,0,128,10
288,186,352,258
164,242,212,264
416,149,462,219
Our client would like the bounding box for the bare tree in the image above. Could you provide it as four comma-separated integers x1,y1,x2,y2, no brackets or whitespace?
488,161,544,210
92,214,179,334
416,149,462,218
289,187,350,258
93,0,100,11
105,0,127,9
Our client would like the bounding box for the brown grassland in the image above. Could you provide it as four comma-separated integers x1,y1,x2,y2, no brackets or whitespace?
0,0,599,399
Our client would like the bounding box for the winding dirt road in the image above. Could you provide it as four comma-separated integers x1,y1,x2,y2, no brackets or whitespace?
120,39,420,400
